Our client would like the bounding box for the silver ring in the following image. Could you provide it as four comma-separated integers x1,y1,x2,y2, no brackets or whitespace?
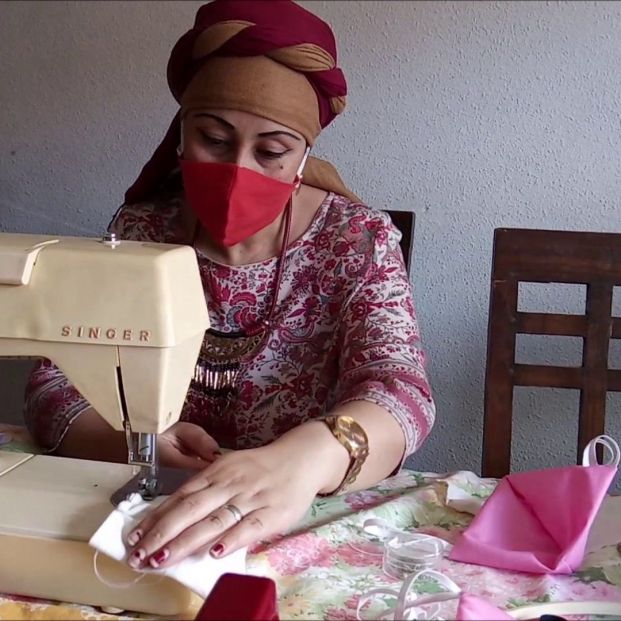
222,503,243,524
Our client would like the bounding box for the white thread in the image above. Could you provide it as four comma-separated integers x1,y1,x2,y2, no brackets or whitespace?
582,435,620,467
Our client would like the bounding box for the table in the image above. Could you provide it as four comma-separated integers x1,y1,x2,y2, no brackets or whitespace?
1,423,621,620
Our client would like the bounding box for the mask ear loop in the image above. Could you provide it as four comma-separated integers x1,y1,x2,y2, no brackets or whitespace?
582,435,620,467
92,551,165,589
293,146,311,191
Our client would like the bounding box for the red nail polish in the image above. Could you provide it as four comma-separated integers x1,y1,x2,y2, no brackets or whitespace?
150,548,169,567
128,549,145,567
210,543,225,557
127,529,142,546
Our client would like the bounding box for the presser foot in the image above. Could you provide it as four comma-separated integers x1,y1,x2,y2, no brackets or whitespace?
138,468,160,501
110,466,195,506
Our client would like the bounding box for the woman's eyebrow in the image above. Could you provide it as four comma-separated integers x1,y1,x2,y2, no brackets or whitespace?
258,130,301,141
193,114,300,141
193,112,235,130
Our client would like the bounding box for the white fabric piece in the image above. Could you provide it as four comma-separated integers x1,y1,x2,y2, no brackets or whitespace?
435,471,495,516
444,482,485,516
89,493,247,599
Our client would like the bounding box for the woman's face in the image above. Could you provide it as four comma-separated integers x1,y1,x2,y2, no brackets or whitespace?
182,108,308,183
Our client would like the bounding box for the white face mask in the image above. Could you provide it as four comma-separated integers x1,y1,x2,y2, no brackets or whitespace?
89,493,246,599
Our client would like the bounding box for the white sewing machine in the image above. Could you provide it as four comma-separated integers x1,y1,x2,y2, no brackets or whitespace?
0,231,210,615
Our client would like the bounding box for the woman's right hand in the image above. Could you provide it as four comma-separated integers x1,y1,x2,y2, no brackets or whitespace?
157,421,221,470
57,409,220,468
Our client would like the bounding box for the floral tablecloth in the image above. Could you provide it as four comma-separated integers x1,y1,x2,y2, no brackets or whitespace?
1,423,621,620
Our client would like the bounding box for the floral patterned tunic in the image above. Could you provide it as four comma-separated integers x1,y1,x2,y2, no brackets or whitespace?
23,193,435,460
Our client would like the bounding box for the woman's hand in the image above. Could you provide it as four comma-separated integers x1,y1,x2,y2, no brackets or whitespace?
157,421,221,470
125,421,347,569
55,411,220,466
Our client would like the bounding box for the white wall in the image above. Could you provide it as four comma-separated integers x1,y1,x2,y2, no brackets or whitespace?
1,1,620,474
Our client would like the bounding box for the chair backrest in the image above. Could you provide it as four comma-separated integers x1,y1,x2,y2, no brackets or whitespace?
384,210,415,274
482,228,621,478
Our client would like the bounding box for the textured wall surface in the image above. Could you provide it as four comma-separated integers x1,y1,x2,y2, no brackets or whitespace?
1,1,620,474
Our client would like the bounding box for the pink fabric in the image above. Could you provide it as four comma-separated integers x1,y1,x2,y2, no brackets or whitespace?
449,463,617,574
24,193,434,459
456,593,513,620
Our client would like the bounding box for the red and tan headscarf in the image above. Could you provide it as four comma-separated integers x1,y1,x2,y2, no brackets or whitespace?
125,0,359,204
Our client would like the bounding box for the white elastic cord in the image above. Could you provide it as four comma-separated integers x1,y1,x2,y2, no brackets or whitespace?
582,435,620,467
356,569,461,621
348,518,404,555
292,146,312,190
349,518,450,558
295,146,311,178
92,550,146,589
92,551,165,590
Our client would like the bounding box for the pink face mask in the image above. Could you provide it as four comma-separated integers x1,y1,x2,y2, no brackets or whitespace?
449,435,620,575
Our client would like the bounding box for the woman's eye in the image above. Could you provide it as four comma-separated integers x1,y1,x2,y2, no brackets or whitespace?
258,149,287,160
200,132,227,147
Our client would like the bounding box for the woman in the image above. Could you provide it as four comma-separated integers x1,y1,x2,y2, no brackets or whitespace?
24,0,435,568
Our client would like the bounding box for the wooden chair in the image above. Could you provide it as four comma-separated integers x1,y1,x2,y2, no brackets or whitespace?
482,228,621,478
384,210,415,274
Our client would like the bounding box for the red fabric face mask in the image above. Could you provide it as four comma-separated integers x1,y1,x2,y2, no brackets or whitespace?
180,156,307,247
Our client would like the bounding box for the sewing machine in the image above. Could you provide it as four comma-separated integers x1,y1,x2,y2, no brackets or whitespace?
0,231,211,615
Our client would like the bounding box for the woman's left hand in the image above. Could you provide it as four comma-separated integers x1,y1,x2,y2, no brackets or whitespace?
126,423,344,569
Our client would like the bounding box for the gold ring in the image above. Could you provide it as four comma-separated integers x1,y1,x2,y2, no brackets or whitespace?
222,503,243,524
